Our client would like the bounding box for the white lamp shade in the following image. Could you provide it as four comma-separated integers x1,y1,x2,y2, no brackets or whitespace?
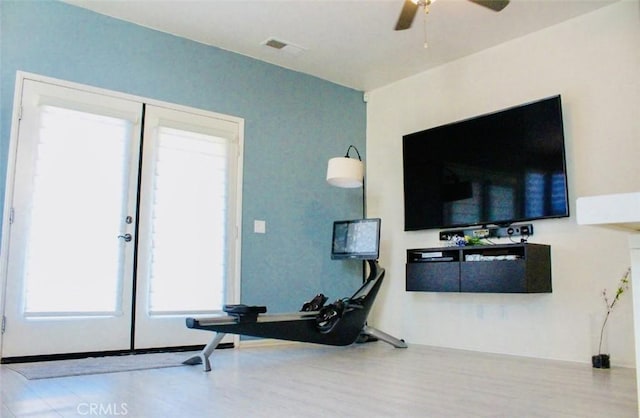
326,157,364,188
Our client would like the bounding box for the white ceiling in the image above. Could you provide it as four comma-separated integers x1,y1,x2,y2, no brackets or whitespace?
63,0,618,91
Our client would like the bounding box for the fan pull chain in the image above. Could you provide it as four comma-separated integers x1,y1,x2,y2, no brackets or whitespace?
423,5,429,48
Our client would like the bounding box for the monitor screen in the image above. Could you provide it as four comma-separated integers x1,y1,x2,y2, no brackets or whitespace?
331,218,381,260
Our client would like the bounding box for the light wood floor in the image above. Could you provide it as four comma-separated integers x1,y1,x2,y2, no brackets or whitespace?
1,342,637,417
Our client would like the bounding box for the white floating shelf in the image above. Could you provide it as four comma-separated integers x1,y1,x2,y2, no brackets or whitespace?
576,192,640,232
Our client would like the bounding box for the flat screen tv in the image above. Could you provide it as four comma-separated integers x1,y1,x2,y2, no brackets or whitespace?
402,95,569,231
331,218,381,260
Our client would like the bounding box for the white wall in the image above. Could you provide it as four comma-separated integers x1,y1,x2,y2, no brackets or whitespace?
366,0,639,366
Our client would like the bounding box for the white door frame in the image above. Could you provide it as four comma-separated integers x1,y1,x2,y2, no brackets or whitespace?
0,71,243,356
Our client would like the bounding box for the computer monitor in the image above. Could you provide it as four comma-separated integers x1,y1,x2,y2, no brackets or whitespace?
331,218,381,260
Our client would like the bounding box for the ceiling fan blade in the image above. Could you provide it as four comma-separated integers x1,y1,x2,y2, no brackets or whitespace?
395,0,419,31
468,0,510,12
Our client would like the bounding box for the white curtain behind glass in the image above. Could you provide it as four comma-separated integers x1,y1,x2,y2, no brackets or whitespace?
25,106,131,316
147,127,227,314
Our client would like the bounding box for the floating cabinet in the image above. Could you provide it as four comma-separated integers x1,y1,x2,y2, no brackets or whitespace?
406,243,551,293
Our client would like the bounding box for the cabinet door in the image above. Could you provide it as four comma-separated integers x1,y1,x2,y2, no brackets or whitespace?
406,263,460,292
460,261,526,293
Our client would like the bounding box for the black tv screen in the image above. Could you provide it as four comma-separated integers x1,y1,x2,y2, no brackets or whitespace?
331,218,381,260
402,95,569,231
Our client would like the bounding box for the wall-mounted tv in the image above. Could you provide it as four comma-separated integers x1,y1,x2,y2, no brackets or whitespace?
402,95,569,231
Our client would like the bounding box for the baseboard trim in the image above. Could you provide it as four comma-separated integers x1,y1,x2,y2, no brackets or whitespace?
237,338,308,348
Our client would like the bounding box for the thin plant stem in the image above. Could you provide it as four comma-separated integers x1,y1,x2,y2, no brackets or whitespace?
598,311,610,355
597,268,631,356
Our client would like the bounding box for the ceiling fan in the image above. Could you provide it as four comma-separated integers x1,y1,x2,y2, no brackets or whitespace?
394,0,510,31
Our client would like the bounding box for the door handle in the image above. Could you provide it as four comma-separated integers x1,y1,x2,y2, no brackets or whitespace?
118,233,132,242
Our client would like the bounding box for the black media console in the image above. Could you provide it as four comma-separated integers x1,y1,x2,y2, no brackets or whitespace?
406,243,551,293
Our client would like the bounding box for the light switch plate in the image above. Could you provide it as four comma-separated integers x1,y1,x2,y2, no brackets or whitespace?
254,220,266,234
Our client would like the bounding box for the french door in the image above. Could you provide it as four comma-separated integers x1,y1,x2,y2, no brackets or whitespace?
134,104,241,349
1,75,241,357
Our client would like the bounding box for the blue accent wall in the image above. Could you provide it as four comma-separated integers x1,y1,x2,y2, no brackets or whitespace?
0,1,366,311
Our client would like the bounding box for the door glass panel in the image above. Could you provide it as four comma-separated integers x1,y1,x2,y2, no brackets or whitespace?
147,127,227,315
24,105,133,316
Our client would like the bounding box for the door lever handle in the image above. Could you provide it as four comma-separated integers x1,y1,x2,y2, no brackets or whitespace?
118,233,132,242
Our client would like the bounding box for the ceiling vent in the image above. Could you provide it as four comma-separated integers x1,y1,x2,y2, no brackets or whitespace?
261,38,305,56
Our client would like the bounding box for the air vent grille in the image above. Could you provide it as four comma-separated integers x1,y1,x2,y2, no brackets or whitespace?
265,38,287,50
261,38,305,56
